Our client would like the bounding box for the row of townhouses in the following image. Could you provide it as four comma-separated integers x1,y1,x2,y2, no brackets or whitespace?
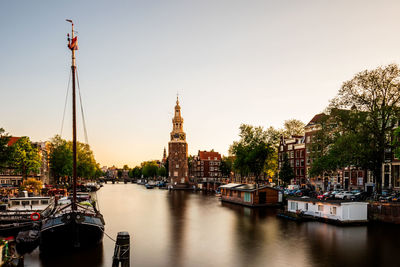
278,113,400,192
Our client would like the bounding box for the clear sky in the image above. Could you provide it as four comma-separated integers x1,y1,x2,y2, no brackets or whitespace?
2,0,400,168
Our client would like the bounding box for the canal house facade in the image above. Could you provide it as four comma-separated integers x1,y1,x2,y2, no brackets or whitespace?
168,97,189,187
220,183,280,207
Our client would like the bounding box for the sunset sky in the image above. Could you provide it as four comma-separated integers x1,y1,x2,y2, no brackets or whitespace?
2,0,400,167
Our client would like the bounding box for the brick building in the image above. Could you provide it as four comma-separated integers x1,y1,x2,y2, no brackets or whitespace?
168,97,189,187
278,135,306,185
193,150,222,190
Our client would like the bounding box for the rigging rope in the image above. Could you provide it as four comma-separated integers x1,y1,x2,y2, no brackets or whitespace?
75,69,89,144
60,69,72,137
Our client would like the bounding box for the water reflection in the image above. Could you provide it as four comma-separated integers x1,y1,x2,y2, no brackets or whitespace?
21,184,400,267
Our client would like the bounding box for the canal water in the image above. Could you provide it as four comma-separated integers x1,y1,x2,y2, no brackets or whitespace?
25,183,399,267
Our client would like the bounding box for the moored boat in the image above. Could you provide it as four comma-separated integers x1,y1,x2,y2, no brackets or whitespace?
39,20,105,252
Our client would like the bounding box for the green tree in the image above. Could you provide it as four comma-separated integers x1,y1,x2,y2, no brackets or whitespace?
394,127,400,159
279,153,294,185
141,161,158,178
0,128,11,169
123,164,129,170
49,135,72,183
329,64,400,191
132,166,142,178
49,135,100,182
283,119,305,137
221,156,233,177
157,166,167,177
230,124,275,184
9,136,41,182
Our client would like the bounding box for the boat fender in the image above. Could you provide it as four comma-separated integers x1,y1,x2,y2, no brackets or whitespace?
30,212,41,221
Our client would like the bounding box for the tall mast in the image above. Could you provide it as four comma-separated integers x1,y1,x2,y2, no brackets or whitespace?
67,19,77,210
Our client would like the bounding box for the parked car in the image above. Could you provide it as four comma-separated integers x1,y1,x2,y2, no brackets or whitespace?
317,192,331,200
335,191,354,200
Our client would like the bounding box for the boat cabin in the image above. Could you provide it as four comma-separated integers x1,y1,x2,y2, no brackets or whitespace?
287,197,368,223
220,183,280,207
8,196,52,211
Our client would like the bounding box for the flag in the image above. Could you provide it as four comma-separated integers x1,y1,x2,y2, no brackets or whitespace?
68,36,78,50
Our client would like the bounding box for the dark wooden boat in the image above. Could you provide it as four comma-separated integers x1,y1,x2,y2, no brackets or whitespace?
39,20,105,252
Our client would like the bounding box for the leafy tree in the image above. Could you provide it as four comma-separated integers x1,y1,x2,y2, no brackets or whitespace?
230,124,275,184
283,119,305,137
141,161,158,178
0,128,11,169
49,135,72,183
394,127,400,159
123,164,129,170
221,156,233,177
157,166,167,177
279,153,294,185
9,137,41,182
329,64,400,191
132,166,142,178
22,178,43,194
49,135,100,182
117,169,122,179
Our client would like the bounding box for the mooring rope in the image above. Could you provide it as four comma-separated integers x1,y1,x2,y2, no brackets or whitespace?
101,228,116,243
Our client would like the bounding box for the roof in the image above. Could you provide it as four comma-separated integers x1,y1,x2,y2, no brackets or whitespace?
198,150,222,161
306,113,327,127
220,183,280,192
220,183,242,189
287,197,368,205
7,137,20,146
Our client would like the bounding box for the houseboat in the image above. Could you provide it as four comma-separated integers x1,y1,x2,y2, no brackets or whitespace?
220,183,281,207
286,197,368,224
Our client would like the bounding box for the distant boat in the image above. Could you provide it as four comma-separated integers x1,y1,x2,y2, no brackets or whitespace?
39,20,105,252
145,184,155,189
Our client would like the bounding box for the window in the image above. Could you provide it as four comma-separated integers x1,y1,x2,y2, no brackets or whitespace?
214,157,217,160
296,160,300,167
12,201,20,205
331,206,337,215
230,190,233,197
290,202,298,211
176,164,179,168
280,145,283,151
290,160,294,167
174,171,178,177
288,145,293,150
22,201,30,206
305,203,308,211
300,150,304,158
244,192,251,202
296,151,300,158
318,205,324,212
300,159,304,167
238,191,241,198
210,167,214,171
290,151,294,158
300,169,304,176
306,136,310,143
31,200,39,205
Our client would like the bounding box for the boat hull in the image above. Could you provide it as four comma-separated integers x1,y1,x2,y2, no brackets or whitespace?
40,212,104,252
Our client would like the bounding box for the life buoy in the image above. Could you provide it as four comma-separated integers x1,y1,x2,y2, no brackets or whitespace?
30,212,40,221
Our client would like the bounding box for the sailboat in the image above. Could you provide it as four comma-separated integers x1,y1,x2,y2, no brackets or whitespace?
39,20,105,251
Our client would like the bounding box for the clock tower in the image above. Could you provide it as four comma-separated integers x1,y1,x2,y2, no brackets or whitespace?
168,96,189,186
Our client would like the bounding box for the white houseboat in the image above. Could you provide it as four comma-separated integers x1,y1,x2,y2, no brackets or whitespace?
286,197,368,224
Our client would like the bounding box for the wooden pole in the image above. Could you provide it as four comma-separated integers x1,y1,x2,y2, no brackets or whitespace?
112,232,130,267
